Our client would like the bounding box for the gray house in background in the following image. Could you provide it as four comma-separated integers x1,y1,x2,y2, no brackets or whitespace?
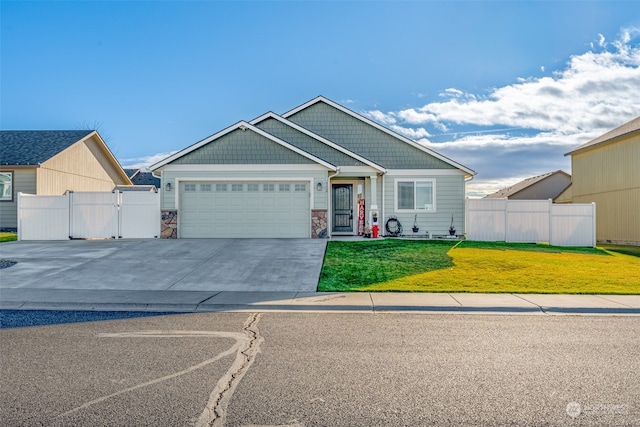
151,96,475,239
484,170,571,201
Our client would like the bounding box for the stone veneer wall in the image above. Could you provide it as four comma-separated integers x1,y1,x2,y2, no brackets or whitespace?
311,210,328,239
161,210,178,239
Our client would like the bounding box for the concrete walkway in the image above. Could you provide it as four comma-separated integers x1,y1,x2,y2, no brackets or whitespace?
1,288,639,315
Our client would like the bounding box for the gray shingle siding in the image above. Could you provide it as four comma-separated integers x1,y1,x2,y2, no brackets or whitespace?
0,130,93,165
255,118,365,167
287,102,455,169
171,128,317,165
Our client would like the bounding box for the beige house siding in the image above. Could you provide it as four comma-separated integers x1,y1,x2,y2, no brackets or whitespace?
37,135,129,194
573,188,639,245
0,168,36,229
569,133,640,245
571,137,639,197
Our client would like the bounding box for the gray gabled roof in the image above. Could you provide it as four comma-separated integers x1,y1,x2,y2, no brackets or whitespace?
0,130,94,165
484,170,571,199
566,116,640,156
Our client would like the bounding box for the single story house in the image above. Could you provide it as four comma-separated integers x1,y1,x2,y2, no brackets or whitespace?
0,130,132,231
556,116,640,245
484,170,571,200
150,96,475,239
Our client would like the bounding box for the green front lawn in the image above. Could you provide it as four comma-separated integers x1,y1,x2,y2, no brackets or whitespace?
0,233,17,243
318,239,640,294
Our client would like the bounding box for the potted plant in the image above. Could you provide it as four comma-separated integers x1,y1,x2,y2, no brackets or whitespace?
449,215,456,236
362,223,372,238
412,214,419,233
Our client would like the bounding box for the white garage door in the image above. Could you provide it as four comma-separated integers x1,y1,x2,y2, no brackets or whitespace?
180,181,311,238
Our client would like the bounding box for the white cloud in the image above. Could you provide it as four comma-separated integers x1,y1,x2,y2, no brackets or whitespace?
120,151,178,169
363,110,396,125
362,29,640,197
367,29,640,137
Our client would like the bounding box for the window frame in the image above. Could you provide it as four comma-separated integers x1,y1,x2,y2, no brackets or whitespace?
0,171,13,202
394,178,436,212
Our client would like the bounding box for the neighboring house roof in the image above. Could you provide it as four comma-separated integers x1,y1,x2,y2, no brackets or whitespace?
125,168,161,187
123,168,139,177
484,170,571,199
566,116,640,156
0,130,94,165
150,96,475,177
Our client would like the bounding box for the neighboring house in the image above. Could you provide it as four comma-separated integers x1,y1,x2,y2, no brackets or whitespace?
124,168,161,188
150,96,475,239
484,170,571,200
0,130,132,231
556,116,640,245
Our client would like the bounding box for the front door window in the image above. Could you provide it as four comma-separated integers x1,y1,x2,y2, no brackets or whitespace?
332,184,353,232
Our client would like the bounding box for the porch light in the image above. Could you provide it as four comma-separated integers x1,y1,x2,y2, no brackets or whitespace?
316,181,323,192
165,182,172,191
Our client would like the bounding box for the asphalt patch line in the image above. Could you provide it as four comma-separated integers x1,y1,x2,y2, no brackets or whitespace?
196,313,263,427
59,330,245,418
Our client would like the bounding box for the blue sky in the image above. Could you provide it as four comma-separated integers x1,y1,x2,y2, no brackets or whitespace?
2,1,639,196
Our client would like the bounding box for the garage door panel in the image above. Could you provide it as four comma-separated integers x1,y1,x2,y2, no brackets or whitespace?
180,181,310,238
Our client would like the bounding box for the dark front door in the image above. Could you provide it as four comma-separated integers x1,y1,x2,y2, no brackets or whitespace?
332,184,353,233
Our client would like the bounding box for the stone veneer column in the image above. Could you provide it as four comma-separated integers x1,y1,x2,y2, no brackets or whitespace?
311,210,328,238
161,210,178,239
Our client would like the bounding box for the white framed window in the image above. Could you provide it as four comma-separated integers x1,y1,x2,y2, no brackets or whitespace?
263,183,275,192
294,183,306,192
247,183,259,192
215,183,228,192
395,179,435,212
231,183,243,192
200,183,212,192
0,171,13,201
279,183,290,192
184,183,196,192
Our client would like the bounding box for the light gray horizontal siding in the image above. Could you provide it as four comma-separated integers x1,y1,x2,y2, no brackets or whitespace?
383,173,465,235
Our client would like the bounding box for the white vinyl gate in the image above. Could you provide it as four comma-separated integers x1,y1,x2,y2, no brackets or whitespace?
465,198,596,247
18,191,160,240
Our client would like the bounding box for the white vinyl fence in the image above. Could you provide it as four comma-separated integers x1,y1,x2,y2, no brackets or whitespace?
466,198,596,247
18,190,160,240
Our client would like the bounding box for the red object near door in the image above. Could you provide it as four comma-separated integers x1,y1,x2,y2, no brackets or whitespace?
372,224,379,238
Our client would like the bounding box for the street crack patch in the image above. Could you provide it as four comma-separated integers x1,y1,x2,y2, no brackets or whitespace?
197,313,264,427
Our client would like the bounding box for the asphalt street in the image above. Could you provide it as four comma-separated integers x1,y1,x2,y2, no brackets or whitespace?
1,312,638,426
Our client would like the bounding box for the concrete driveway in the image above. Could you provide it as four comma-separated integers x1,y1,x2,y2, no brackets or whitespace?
0,239,327,292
